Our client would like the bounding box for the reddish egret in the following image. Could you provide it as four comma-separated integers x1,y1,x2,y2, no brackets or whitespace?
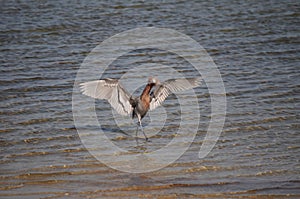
80,77,202,140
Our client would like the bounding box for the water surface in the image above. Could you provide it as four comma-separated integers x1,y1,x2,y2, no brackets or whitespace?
1,0,299,198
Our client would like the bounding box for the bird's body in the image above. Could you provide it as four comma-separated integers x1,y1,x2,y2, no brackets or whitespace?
131,80,155,119
80,77,201,140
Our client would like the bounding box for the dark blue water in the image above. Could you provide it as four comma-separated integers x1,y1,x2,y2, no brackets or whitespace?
1,0,299,198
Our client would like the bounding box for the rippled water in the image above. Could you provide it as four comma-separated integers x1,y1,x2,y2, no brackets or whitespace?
1,0,299,198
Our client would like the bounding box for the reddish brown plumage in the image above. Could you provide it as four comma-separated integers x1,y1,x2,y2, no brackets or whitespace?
140,83,155,112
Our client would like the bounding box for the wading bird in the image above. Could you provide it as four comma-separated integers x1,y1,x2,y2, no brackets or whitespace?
80,77,201,141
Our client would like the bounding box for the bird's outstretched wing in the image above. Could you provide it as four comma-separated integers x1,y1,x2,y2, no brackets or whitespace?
79,79,132,115
150,77,202,110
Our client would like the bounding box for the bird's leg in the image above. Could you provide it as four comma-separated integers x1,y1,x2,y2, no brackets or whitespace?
139,121,148,141
135,125,139,145
137,114,148,141
135,125,139,138
135,113,140,139
135,124,140,145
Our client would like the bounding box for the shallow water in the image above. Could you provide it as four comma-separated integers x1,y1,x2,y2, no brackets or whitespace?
1,0,299,198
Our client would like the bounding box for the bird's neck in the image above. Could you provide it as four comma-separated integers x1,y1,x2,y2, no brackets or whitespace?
140,83,154,99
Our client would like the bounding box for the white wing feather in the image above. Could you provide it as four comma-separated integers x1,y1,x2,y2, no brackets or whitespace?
150,77,202,110
79,79,132,115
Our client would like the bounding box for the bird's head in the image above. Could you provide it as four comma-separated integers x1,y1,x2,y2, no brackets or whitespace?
148,76,159,85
